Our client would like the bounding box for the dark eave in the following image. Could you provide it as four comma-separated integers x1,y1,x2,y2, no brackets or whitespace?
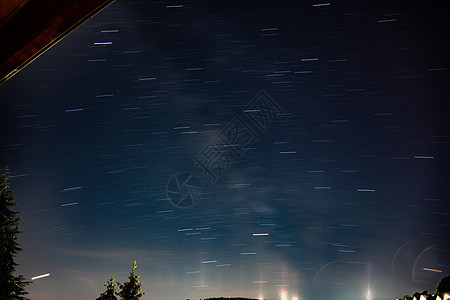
0,0,115,85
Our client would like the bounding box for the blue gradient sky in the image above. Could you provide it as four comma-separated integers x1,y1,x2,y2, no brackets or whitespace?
1,1,449,299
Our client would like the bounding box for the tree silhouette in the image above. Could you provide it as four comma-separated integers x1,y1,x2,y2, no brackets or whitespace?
0,167,30,299
436,275,450,294
96,275,118,300
396,275,450,299
117,261,145,300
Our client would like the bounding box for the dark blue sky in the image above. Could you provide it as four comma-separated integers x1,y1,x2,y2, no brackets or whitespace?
1,1,449,299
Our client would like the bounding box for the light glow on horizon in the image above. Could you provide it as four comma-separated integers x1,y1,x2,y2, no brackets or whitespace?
366,286,373,300
280,290,288,300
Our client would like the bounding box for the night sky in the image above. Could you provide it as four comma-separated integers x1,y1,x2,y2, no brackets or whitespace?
1,1,449,300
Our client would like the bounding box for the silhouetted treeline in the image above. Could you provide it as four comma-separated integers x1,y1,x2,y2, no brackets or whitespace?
396,275,450,300
96,261,145,300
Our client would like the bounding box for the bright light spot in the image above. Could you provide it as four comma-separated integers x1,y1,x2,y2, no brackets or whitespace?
366,286,373,300
292,297,298,300
279,290,288,300
31,273,50,280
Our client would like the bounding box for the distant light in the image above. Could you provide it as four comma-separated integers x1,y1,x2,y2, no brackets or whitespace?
94,42,112,45
31,273,50,280
253,233,269,236
312,3,331,7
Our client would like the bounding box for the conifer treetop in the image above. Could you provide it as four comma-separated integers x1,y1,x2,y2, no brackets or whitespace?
117,261,146,300
0,167,30,299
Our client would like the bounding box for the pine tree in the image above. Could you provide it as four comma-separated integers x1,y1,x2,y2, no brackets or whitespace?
0,167,30,299
117,261,146,300
97,275,118,300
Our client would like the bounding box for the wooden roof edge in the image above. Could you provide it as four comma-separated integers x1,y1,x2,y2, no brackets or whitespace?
0,0,116,86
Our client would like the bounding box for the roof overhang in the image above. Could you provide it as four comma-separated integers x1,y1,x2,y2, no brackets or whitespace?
0,0,115,85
